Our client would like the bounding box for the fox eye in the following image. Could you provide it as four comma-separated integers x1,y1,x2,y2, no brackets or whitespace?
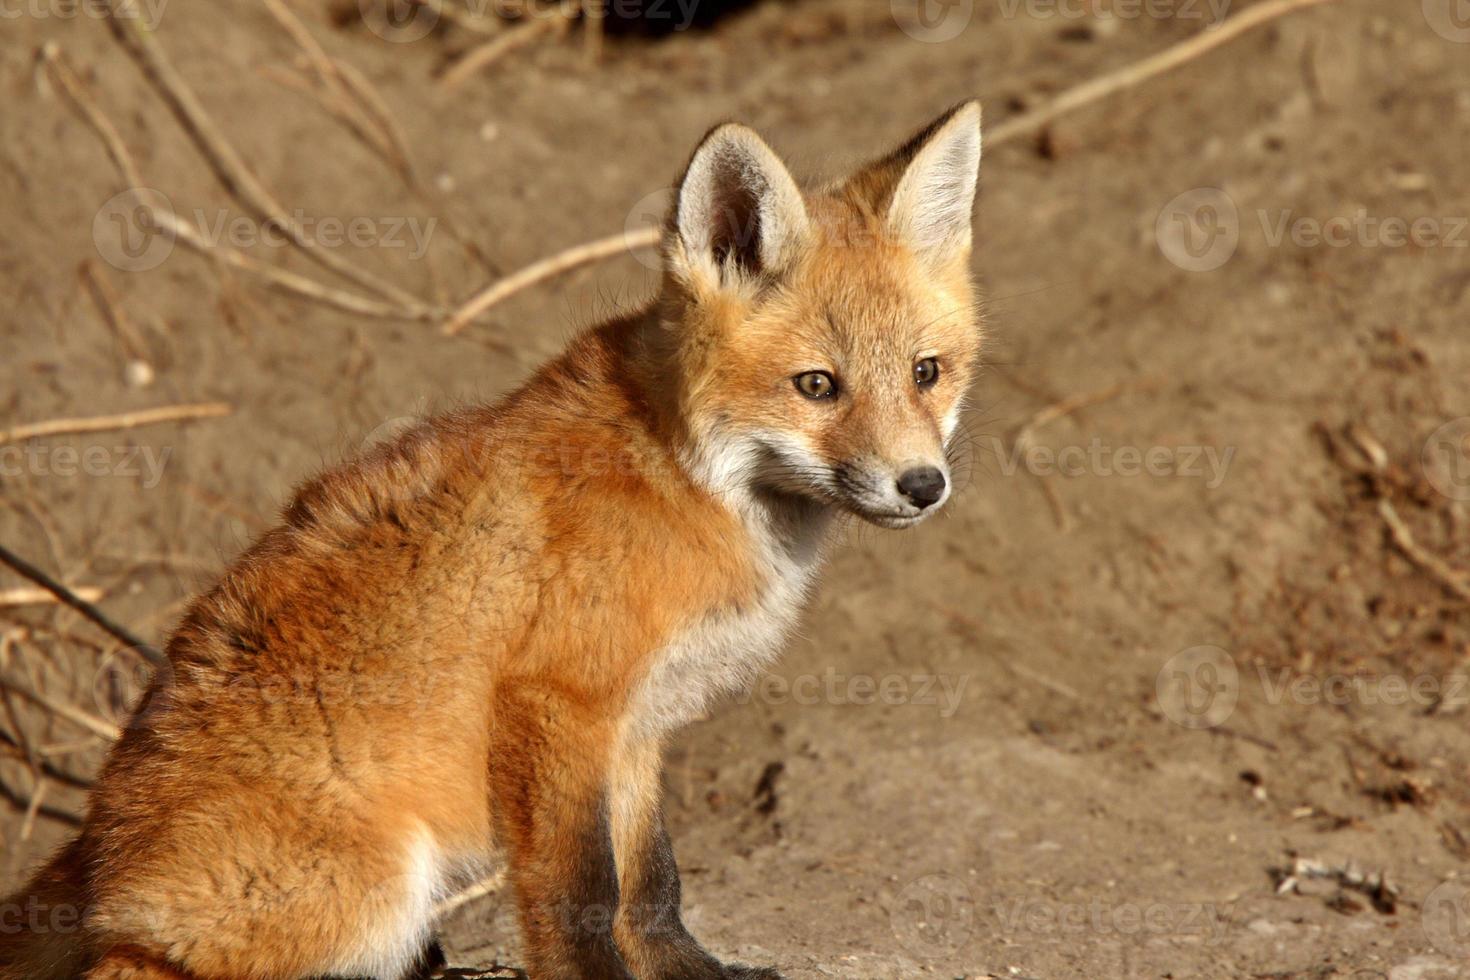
794,371,837,400
914,358,940,388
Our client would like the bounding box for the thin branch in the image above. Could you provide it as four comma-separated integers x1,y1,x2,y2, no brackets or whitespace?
40,43,145,189
931,604,1080,702
1,587,105,608
80,261,152,368
0,775,83,829
261,0,415,182
0,543,161,665
101,1,432,314
1379,499,1470,604
20,778,49,841
0,677,122,742
0,729,95,791
439,12,572,92
43,45,432,324
167,216,442,321
332,58,420,184
987,0,1341,148
0,403,233,447
1011,380,1156,453
443,228,659,336
1323,423,1470,605
35,737,105,761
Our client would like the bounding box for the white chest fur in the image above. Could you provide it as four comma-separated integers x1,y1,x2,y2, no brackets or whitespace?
624,503,828,741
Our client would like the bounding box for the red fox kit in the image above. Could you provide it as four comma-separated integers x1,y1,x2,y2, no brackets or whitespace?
2,101,983,980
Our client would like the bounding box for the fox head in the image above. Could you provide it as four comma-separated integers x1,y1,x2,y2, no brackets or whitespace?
656,103,983,529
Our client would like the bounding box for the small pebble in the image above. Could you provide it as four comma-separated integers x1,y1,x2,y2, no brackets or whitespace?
124,359,155,388
1386,170,1429,193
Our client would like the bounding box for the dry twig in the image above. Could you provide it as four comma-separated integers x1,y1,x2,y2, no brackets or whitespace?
1011,381,1147,452
0,777,82,829
20,779,49,841
439,11,572,92
261,0,415,181
1379,499,1470,604
1327,423,1470,605
167,217,441,321
1004,377,1163,530
80,261,152,370
0,587,105,608
443,228,659,335
0,678,121,742
0,543,160,664
987,0,1341,148
43,45,432,324
101,1,431,314
0,403,233,447
932,604,1080,701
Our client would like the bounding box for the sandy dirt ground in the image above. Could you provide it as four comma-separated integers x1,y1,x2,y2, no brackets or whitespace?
1,0,1469,977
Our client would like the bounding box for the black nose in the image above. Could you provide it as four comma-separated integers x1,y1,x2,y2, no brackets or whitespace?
896,467,947,509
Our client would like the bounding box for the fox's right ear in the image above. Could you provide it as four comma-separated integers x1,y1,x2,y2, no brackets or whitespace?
667,124,810,290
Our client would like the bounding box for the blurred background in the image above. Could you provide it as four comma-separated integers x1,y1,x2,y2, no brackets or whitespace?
2,0,1468,976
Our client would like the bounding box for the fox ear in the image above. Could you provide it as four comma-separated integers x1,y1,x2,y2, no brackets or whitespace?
670,124,810,286
872,102,983,261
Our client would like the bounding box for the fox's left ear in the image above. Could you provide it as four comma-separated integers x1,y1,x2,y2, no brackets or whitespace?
852,102,982,263
888,101,982,258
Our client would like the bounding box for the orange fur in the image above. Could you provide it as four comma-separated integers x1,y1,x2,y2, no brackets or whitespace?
0,103,983,980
